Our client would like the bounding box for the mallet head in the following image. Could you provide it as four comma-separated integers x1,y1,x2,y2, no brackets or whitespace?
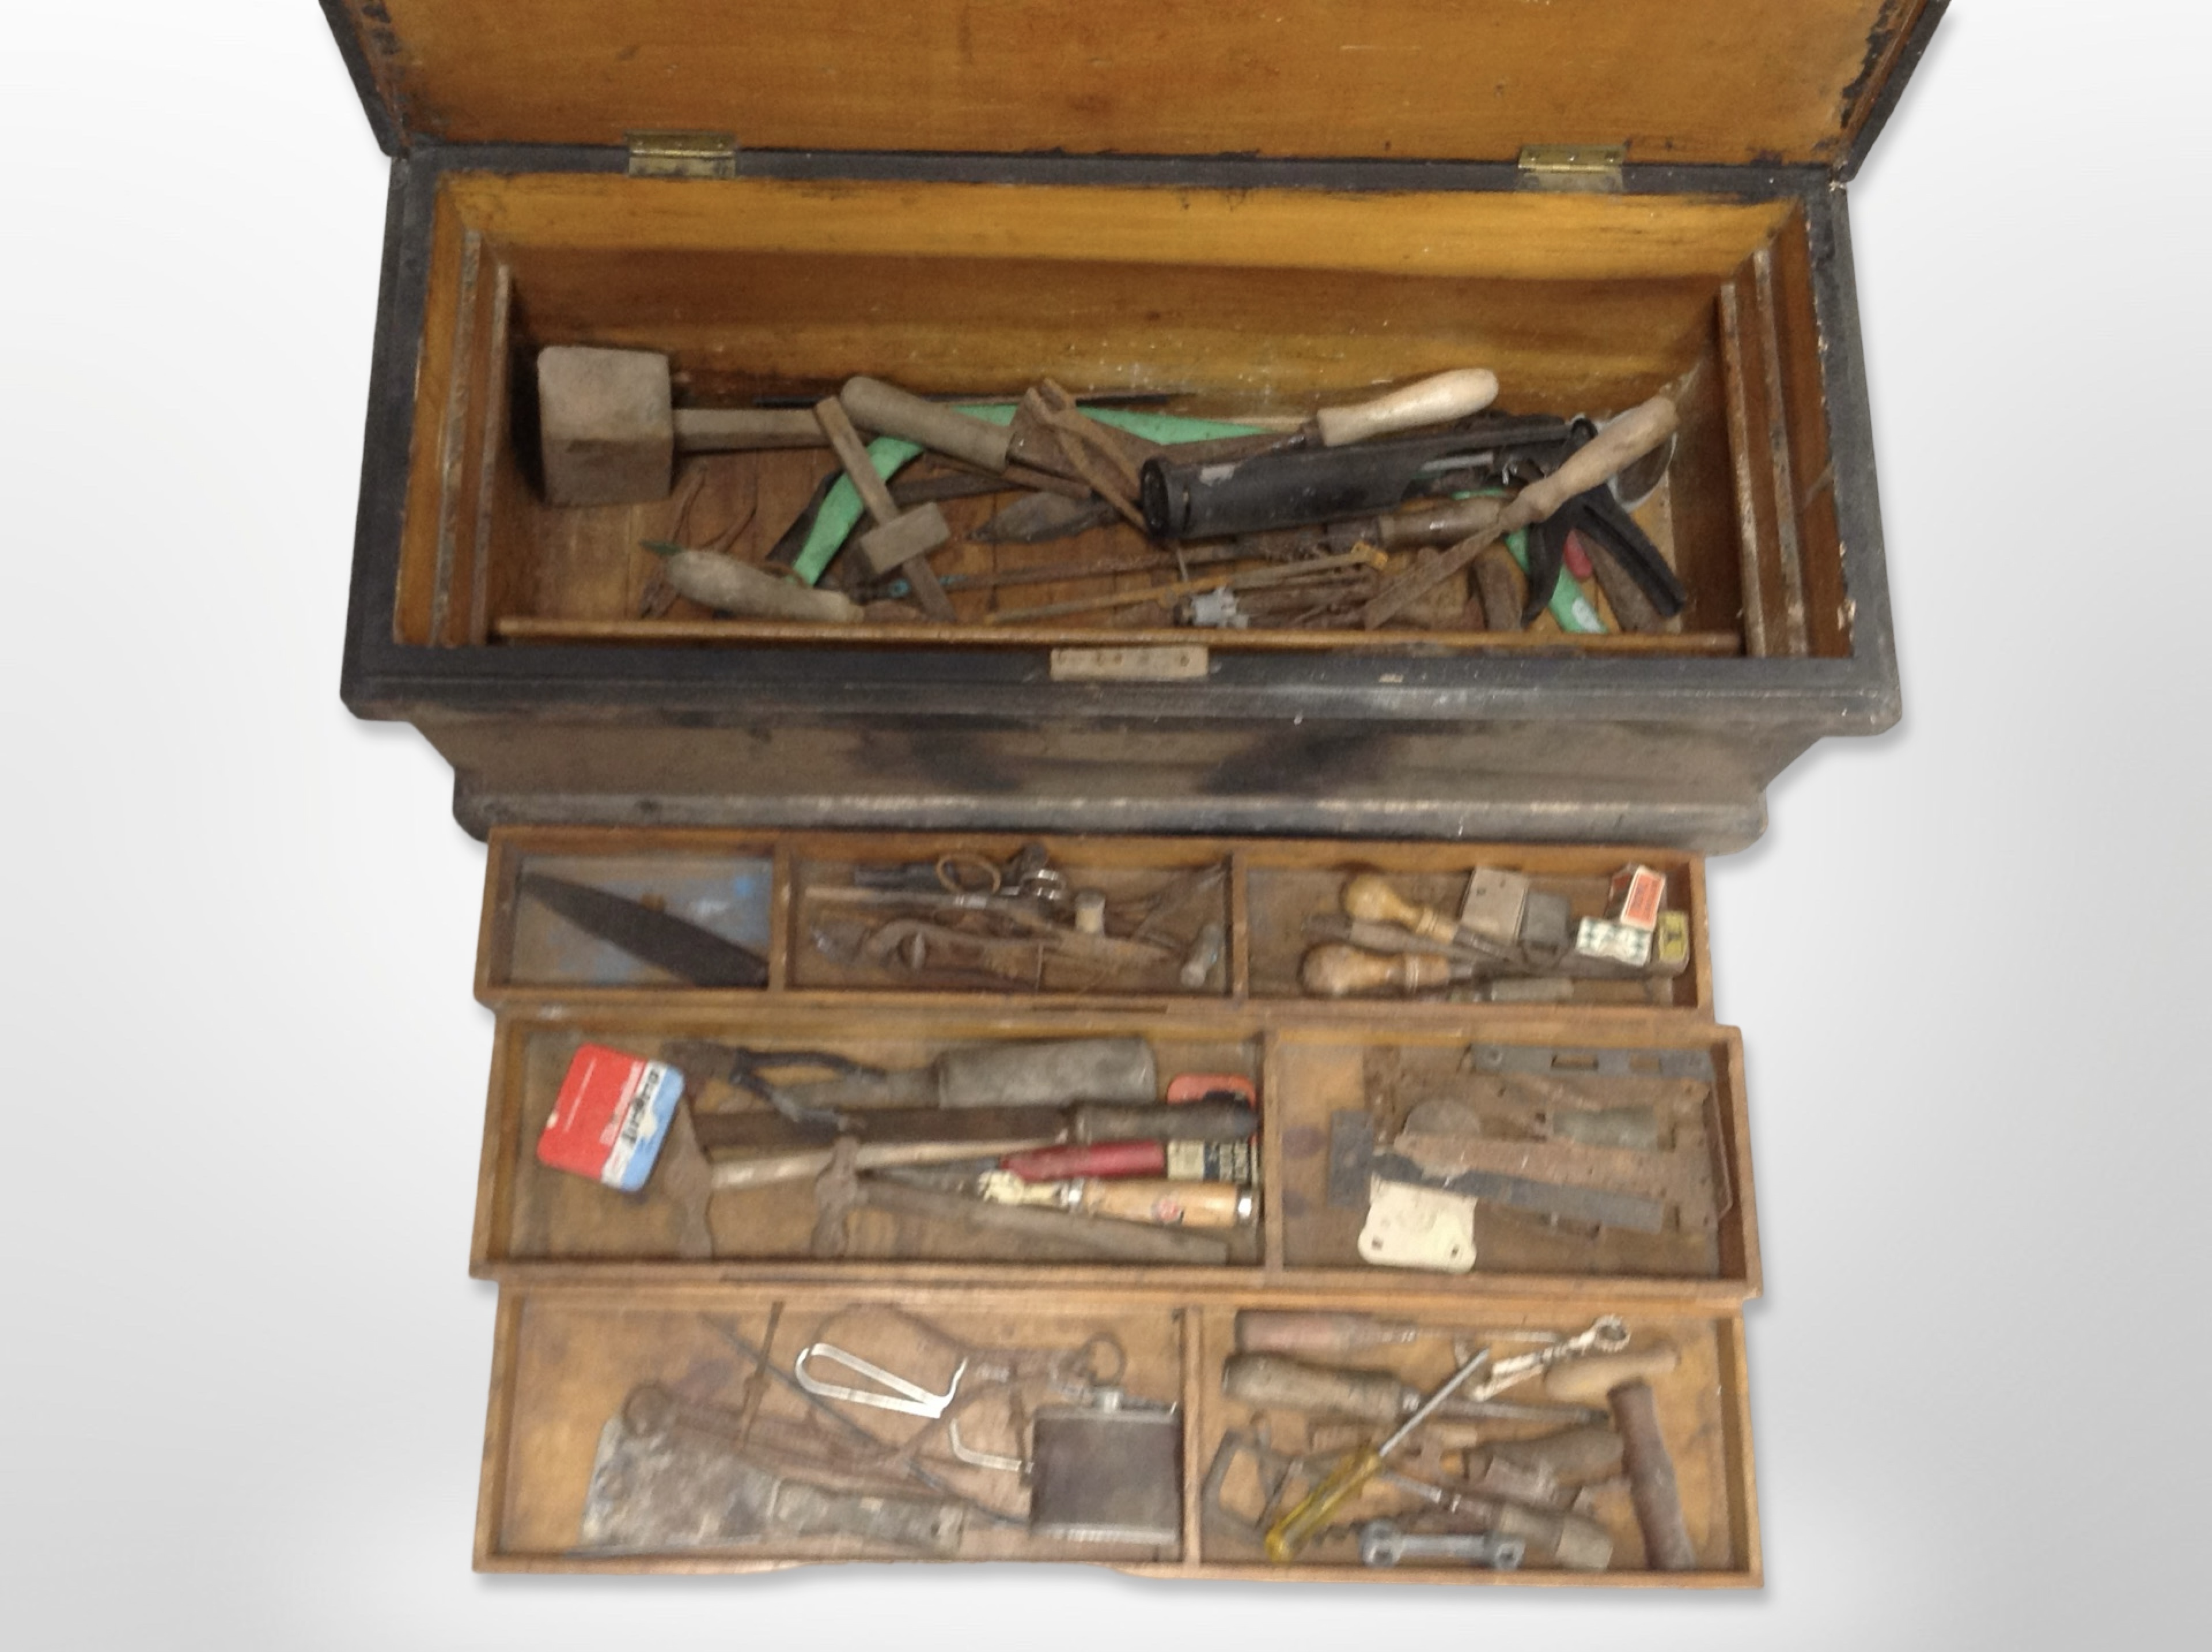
857,503,952,577
537,346,673,506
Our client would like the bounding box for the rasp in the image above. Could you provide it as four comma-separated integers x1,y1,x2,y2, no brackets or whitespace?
518,872,769,988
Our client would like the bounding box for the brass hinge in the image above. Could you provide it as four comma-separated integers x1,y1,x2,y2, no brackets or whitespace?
626,130,738,179
1517,144,1626,194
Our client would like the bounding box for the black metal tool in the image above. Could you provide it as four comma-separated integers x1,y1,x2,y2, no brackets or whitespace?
517,873,768,988
1139,415,1571,541
690,1098,1260,1152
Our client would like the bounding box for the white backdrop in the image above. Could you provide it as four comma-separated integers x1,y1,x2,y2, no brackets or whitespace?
2,3,2205,1645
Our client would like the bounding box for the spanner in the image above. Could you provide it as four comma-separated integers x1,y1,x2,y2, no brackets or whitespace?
1467,1314,1631,1401
1357,1519,1526,1570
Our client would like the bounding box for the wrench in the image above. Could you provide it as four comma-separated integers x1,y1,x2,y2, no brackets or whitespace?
1357,1519,1526,1570
1467,1314,1631,1401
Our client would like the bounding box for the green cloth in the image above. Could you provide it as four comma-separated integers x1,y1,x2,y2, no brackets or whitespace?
790,403,1265,586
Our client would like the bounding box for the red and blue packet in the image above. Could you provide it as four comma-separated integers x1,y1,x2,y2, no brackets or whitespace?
536,1043,685,1192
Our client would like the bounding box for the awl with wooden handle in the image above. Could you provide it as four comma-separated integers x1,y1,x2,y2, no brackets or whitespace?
1341,873,1513,958
851,1178,1233,1264
1361,394,1680,628
897,1168,1255,1227
1301,944,1474,998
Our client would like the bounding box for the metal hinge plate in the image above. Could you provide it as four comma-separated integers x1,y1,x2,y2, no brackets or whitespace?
626,130,738,179
1517,144,1626,193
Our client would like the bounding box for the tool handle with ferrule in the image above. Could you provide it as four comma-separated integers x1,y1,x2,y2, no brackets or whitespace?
1315,369,1498,447
841,376,1013,472
856,1179,1232,1264
1220,1353,1411,1424
1234,1311,1422,1357
1340,873,1460,944
1300,944,1461,998
1078,1178,1250,1227
1002,1139,1166,1181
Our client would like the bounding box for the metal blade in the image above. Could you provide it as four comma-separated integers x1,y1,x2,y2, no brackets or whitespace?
690,1105,1074,1151
969,492,1119,544
1369,1151,1666,1234
518,873,768,988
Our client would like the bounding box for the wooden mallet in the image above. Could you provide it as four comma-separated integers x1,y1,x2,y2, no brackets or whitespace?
812,396,959,621
535,346,824,506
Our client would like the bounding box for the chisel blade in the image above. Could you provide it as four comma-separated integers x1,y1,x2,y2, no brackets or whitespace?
518,873,768,988
969,492,1119,544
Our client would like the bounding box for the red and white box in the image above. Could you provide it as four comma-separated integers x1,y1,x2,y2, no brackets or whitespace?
535,1043,685,1192
1605,864,1668,933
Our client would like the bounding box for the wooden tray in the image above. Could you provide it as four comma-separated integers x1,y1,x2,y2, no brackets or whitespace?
477,1280,1759,1585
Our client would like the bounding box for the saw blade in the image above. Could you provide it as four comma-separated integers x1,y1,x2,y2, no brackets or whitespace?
518,873,769,988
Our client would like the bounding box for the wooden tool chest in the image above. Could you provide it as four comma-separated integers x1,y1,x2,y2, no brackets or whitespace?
314,0,1948,1590
468,827,1758,1581
326,0,1944,850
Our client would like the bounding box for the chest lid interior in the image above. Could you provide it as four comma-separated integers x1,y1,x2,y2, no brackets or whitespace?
326,0,1939,172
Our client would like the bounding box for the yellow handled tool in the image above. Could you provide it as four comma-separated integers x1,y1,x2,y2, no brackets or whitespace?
1262,1346,1492,1562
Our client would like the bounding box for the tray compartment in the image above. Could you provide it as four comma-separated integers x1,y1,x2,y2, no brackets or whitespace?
479,1014,1267,1271
395,176,1842,661
490,844,776,991
1269,1026,1753,1286
1191,1299,1756,1581
479,827,1710,1016
1243,843,1705,1010
482,1287,1188,1568
789,836,1230,998
479,1282,1756,1583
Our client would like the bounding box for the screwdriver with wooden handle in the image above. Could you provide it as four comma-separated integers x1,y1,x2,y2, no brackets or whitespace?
970,1170,1253,1227
1360,393,1680,628
1263,1346,1493,1562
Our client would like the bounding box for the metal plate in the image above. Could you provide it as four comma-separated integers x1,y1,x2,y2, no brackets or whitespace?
1028,1404,1182,1545
1469,1043,1717,1083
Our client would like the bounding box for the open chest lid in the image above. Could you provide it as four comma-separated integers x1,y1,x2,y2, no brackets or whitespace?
324,0,1944,177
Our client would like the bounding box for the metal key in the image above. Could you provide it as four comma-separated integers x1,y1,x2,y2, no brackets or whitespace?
1357,1519,1526,1570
